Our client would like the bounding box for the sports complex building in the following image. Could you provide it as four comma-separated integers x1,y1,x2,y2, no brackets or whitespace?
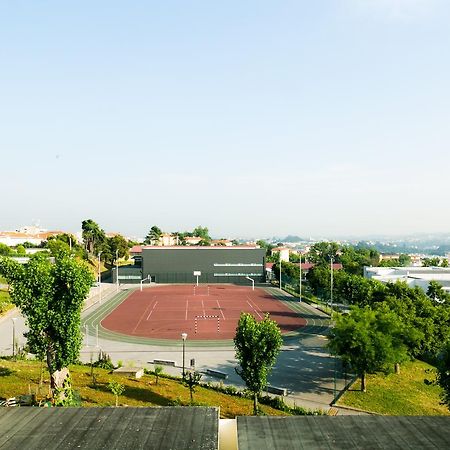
119,245,266,284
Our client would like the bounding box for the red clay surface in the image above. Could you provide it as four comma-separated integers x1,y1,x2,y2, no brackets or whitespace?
101,285,306,340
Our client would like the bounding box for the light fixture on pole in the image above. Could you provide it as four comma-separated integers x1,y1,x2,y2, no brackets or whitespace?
11,318,17,357
98,251,102,303
279,252,282,291
299,255,302,302
115,249,119,292
181,332,188,378
330,255,334,311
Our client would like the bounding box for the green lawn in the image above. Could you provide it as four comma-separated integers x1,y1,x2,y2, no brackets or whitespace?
0,359,293,418
338,360,450,415
0,289,14,316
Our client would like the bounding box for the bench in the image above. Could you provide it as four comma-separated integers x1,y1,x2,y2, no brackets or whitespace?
266,385,287,396
113,367,144,379
152,359,176,367
205,369,228,379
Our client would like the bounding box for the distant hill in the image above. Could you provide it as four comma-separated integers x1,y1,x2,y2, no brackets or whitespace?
282,235,305,243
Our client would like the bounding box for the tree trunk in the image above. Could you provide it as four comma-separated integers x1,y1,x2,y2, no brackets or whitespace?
253,393,258,415
395,363,401,374
361,372,366,392
47,349,71,402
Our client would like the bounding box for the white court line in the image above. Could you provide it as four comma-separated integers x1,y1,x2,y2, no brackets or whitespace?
216,299,226,320
146,301,158,320
202,299,206,316
185,298,188,320
246,295,264,320
132,296,156,333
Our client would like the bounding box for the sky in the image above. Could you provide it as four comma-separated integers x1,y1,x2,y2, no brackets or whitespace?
1,0,450,239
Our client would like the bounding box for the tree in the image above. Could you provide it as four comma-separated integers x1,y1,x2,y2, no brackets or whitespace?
154,365,163,385
436,342,450,410
427,280,450,304
82,219,106,254
108,381,125,407
193,226,210,240
234,313,282,414
0,253,93,402
0,243,12,256
106,235,129,265
328,306,409,392
422,257,441,267
144,226,162,245
183,370,203,404
308,242,339,266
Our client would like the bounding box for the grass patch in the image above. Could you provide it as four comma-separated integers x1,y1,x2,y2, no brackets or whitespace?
0,289,14,316
338,360,450,415
0,359,292,418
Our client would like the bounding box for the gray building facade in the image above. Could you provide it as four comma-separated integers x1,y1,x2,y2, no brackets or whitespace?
141,246,266,284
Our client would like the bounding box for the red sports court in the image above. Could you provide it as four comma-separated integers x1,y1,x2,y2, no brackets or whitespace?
101,284,306,340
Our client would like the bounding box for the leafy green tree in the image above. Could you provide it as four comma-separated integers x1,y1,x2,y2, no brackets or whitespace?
144,226,162,245
441,259,449,268
398,254,412,266
422,257,441,267
193,226,210,240
234,313,283,414
340,246,379,275
306,265,330,299
198,238,212,246
0,253,93,401
154,365,163,385
15,245,26,256
328,306,409,392
436,342,450,410
308,242,339,266
0,243,12,256
82,219,106,254
108,381,125,407
47,239,71,257
106,235,129,264
183,370,203,404
427,280,450,304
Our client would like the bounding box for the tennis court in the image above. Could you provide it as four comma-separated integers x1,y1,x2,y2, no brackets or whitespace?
101,284,306,340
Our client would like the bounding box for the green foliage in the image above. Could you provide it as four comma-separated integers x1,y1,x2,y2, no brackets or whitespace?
108,381,125,406
234,312,283,414
328,306,409,392
0,253,93,391
82,219,106,255
339,246,379,275
93,351,115,370
192,226,210,240
103,235,129,265
436,342,450,410
422,257,442,267
183,370,203,403
154,365,163,385
308,242,339,266
143,225,163,245
0,243,12,257
427,280,450,304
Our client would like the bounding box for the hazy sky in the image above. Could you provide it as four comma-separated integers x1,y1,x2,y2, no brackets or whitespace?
1,0,449,239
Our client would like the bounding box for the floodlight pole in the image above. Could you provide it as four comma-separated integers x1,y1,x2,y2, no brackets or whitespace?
330,255,334,311
98,251,102,303
245,276,255,291
181,332,187,378
299,257,302,302
279,254,282,291
115,249,119,292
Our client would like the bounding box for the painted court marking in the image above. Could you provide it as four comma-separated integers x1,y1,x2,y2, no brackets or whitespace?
132,297,156,334
246,295,263,319
216,299,226,320
146,301,158,320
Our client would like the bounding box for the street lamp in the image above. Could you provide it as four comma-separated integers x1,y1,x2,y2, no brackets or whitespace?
299,256,302,302
330,255,334,311
11,318,17,358
98,251,102,303
115,249,119,292
181,332,187,378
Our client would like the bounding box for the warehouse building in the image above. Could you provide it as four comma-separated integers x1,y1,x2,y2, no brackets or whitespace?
125,245,266,284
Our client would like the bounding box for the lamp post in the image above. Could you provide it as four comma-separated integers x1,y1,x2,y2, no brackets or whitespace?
279,253,282,291
11,318,17,357
181,332,187,378
330,255,334,311
98,251,102,303
115,249,119,292
299,256,302,302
